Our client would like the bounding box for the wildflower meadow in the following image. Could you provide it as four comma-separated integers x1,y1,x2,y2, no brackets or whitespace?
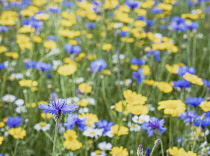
0,0,210,155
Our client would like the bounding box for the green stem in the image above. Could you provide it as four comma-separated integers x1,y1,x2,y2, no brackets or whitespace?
53,122,58,156
160,139,165,156
13,139,19,156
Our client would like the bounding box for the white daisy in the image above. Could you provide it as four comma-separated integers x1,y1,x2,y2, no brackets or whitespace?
91,150,106,156
98,141,112,151
15,106,27,113
2,94,16,103
14,99,24,106
83,128,103,138
127,122,141,131
34,122,51,131
132,115,150,124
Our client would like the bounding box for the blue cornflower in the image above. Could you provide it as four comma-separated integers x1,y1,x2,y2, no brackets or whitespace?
132,69,145,83
177,65,196,76
86,22,96,29
172,79,191,88
125,0,140,9
186,97,204,106
146,50,160,61
48,6,60,13
90,59,107,72
202,79,210,87
141,117,167,137
63,1,74,8
36,62,52,72
137,16,144,20
38,99,78,115
180,110,198,123
96,120,114,133
194,114,210,127
48,35,57,41
151,8,163,14
64,114,86,131
50,92,58,101
169,16,187,32
144,148,150,156
186,22,199,30
119,31,128,37
64,43,81,55
0,63,6,70
24,59,37,68
130,58,145,65
0,26,9,32
186,1,194,6
146,20,155,26
6,116,22,128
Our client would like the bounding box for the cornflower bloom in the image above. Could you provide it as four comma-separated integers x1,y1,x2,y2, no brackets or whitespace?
64,114,86,131
38,99,78,122
6,116,22,128
141,117,166,137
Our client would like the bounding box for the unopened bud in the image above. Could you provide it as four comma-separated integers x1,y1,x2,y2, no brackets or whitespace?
201,113,206,120
137,144,144,156
154,139,161,146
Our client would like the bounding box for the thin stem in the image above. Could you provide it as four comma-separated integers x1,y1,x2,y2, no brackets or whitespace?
13,139,19,156
160,139,165,156
53,122,58,156
150,145,157,156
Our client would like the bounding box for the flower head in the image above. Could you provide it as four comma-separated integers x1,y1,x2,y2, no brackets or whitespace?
38,99,78,122
6,116,22,128
90,59,107,72
64,114,86,131
141,117,166,137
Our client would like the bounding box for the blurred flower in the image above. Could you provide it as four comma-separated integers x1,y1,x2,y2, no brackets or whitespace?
110,146,129,156
90,59,107,72
8,127,26,139
125,0,140,9
83,128,103,138
98,141,112,151
64,43,81,55
180,110,198,123
34,122,50,131
91,150,106,156
186,97,204,107
96,120,114,133
132,69,145,83
64,114,86,131
172,79,191,88
200,101,210,112
111,125,129,136
6,116,22,128
2,94,16,102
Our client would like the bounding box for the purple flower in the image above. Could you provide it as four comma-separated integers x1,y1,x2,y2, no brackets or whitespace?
180,110,198,123
64,114,86,131
36,62,52,72
0,63,6,70
38,99,78,115
146,50,160,61
24,59,37,68
130,58,145,65
6,116,22,128
177,66,196,76
141,117,166,137
64,43,81,55
172,79,191,88
186,97,204,106
132,69,145,83
202,79,210,87
90,59,107,72
125,0,140,9
96,120,114,133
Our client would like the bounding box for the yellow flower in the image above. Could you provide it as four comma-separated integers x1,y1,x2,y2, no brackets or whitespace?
131,65,138,71
78,100,89,107
57,63,77,76
114,100,129,114
110,146,129,156
168,146,186,156
18,25,35,33
155,82,173,93
0,122,5,128
33,0,46,6
4,52,19,59
0,46,7,53
101,69,111,75
41,113,53,119
8,127,26,139
123,90,147,105
33,36,42,43
0,136,4,145
64,130,78,141
144,79,156,85
165,64,179,74
43,40,57,50
79,113,98,125
158,100,186,117
35,13,49,20
63,140,82,151
102,43,112,51
104,0,119,9
128,105,149,115
142,65,151,75
111,125,128,136
199,101,210,112
78,83,92,93
19,79,38,87
183,73,203,85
